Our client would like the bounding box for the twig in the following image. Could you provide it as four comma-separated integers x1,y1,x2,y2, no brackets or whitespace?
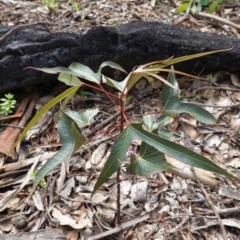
0,23,50,44
84,103,135,136
169,214,191,234
182,101,240,109
0,210,31,223
116,167,121,224
88,214,149,240
175,0,195,25
196,86,240,92
56,192,135,217
191,167,228,240
196,206,240,216
193,11,240,31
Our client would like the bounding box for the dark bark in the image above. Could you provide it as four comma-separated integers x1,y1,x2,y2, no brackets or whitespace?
0,22,239,92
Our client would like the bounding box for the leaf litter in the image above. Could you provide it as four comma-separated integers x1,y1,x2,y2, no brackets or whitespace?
1,0,240,239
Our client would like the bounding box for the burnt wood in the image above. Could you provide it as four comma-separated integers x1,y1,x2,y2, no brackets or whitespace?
0,22,239,92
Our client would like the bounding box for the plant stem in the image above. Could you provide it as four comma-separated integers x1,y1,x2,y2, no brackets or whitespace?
116,96,125,225
116,167,121,224
81,82,118,99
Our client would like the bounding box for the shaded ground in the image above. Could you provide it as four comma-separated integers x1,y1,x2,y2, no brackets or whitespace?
0,1,240,240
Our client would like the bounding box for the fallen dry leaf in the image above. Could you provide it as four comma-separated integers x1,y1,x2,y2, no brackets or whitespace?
52,207,91,229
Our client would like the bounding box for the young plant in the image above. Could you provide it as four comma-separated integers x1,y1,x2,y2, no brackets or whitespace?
0,93,17,116
70,1,81,12
31,170,47,189
43,0,59,11
176,0,225,14
12,49,235,224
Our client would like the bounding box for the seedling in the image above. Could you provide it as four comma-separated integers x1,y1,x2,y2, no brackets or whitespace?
0,93,16,116
176,0,225,14
12,49,235,224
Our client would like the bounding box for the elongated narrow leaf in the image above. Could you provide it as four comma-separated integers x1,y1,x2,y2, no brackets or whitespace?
147,49,231,70
93,122,233,195
71,122,88,157
162,67,179,107
130,123,230,176
27,66,80,77
33,113,73,187
98,61,126,75
157,129,174,141
124,72,148,93
127,142,172,175
176,3,189,13
152,114,174,131
65,108,99,128
162,67,216,124
10,86,79,155
143,114,173,132
143,114,154,131
69,61,127,85
124,71,175,94
102,75,128,92
68,62,100,84
92,127,133,195
34,112,86,187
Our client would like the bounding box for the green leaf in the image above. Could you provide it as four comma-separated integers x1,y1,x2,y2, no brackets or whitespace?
71,121,87,154
10,86,79,155
113,50,229,94
208,1,219,13
69,61,126,85
27,66,80,76
143,114,154,131
93,123,233,195
127,142,172,175
97,61,126,76
152,114,174,130
125,71,175,93
5,93,14,99
147,49,230,71
176,3,189,13
68,62,100,84
162,67,216,124
201,0,210,6
157,128,174,141
33,112,87,187
65,108,99,128
29,61,126,86
102,75,128,92
143,114,174,132
0,101,9,106
58,73,82,86
192,0,203,11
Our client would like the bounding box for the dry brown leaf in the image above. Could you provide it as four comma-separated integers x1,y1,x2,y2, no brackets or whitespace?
166,155,219,187
52,207,91,229
230,118,240,131
219,185,240,201
57,225,79,240
91,142,107,165
131,181,148,204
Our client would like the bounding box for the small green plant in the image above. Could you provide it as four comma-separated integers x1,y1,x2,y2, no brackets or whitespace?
12,49,236,224
31,170,47,189
176,0,225,14
70,1,81,12
0,93,16,116
43,0,59,10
